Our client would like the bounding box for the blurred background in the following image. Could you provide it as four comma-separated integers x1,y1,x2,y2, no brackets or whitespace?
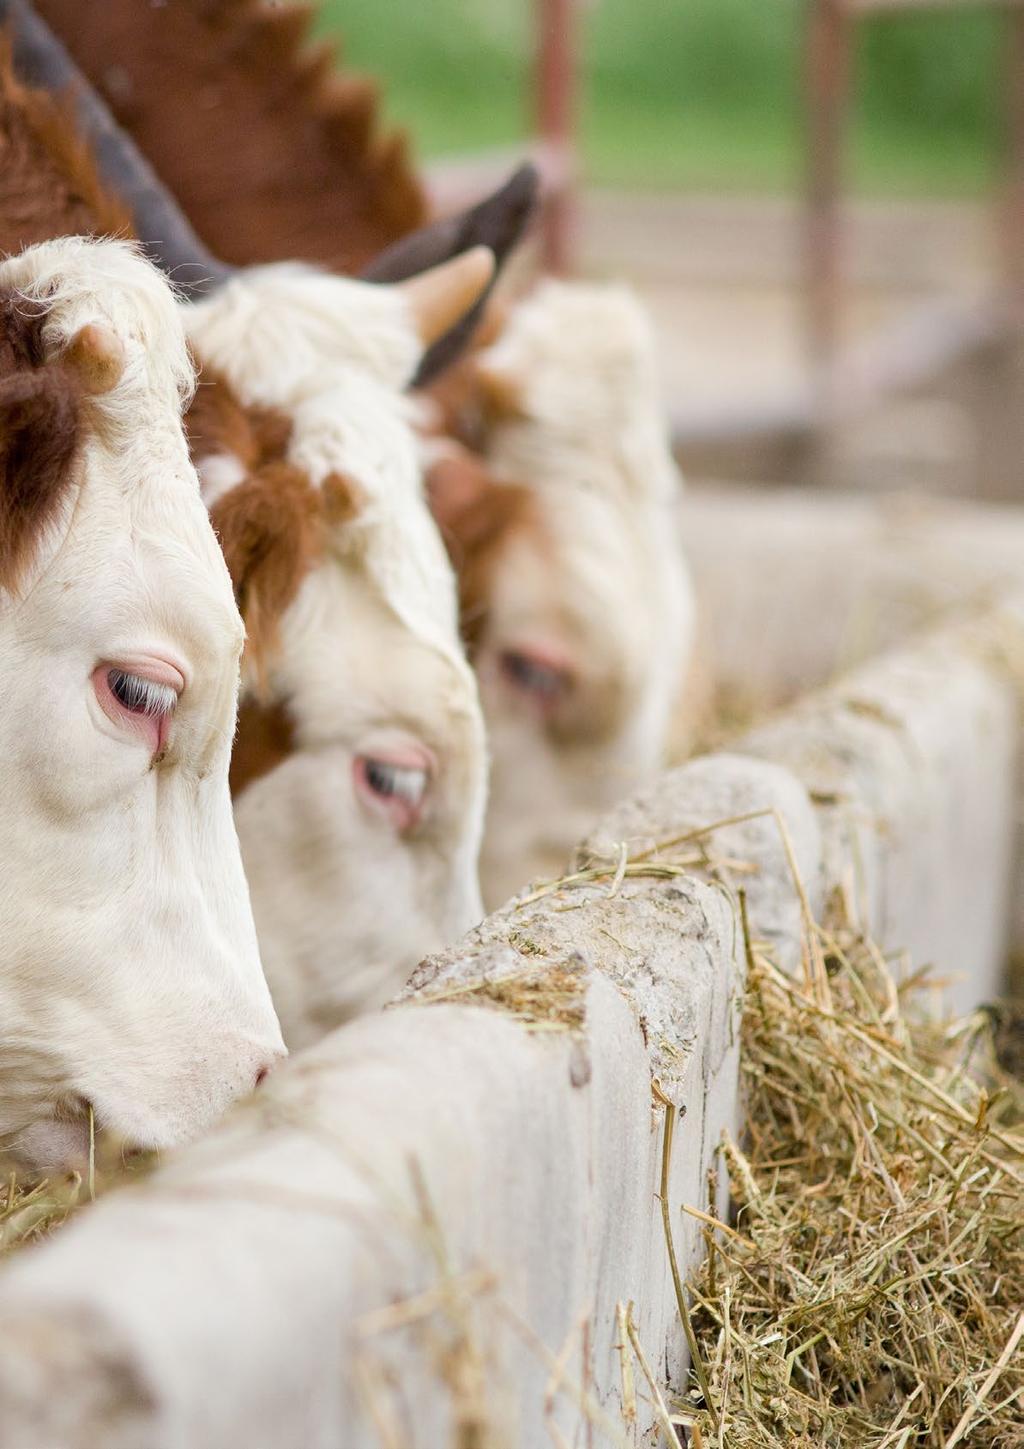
317,0,1024,499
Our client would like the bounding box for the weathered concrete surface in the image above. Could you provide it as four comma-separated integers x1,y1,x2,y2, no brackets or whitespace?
0,753,825,1448
739,617,1020,1014
576,752,823,974
682,484,1024,715
683,486,1024,995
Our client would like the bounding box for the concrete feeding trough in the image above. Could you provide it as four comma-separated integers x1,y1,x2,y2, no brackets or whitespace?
2,485,1023,1446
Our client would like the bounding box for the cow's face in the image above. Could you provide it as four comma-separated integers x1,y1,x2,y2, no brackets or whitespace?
0,240,284,1172
429,282,696,909
229,529,486,1048
185,261,491,1047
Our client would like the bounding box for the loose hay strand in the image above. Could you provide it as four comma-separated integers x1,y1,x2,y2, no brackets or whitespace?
683,908,1024,1448
942,1311,1024,1449
623,1301,683,1446
661,1101,718,1435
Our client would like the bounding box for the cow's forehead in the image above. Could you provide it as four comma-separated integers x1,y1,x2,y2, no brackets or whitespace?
132,476,246,658
27,437,243,676
277,543,474,741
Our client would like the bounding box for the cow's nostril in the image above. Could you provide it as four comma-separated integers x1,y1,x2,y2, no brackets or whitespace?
254,1064,272,1089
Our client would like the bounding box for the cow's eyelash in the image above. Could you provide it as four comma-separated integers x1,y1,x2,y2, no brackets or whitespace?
107,669,178,718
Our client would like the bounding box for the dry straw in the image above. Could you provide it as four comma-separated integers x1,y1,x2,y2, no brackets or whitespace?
678,893,1024,1448
0,1124,150,1261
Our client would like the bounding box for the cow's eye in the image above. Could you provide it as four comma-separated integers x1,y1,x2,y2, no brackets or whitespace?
499,648,571,708
93,662,183,756
107,669,178,719
354,752,431,832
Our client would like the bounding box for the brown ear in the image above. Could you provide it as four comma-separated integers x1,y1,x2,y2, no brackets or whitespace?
209,462,321,686
61,322,125,395
0,363,81,587
425,446,495,541
473,356,524,419
425,445,533,650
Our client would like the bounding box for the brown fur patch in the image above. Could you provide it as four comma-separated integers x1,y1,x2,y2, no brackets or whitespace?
229,696,297,799
34,0,426,271
0,288,82,588
187,368,331,691
0,37,132,251
321,469,366,530
419,319,514,451
188,371,315,788
185,368,293,474
426,445,534,653
209,460,323,691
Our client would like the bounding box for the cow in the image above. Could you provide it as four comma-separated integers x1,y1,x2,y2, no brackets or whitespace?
426,280,697,907
0,235,284,1173
182,253,495,1045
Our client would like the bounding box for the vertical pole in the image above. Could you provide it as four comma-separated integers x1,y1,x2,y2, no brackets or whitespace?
975,1,1024,500
536,0,578,274
804,0,851,408
1002,4,1024,319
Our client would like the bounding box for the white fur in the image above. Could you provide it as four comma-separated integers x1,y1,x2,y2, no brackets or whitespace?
186,263,421,404
473,281,696,906
0,239,284,1171
185,266,487,1046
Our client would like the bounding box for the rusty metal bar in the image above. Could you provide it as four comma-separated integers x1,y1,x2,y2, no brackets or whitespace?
1003,4,1024,315
805,0,851,398
535,0,578,273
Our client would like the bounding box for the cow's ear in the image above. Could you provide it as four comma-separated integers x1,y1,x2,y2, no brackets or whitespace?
362,162,539,385
209,462,321,689
60,323,126,396
0,363,81,587
473,354,525,420
425,444,531,558
425,445,493,540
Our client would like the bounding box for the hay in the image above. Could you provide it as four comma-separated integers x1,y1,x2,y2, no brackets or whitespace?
679,903,1024,1448
418,957,588,1033
0,1166,87,1259
0,1138,151,1262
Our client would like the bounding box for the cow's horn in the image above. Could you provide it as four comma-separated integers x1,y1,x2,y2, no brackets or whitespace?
396,247,496,349
362,162,539,386
2,0,235,299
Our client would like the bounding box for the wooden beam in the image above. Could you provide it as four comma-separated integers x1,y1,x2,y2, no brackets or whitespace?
535,0,579,272
804,0,851,389
1003,6,1024,315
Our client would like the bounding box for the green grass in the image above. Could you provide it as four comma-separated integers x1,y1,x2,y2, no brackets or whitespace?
316,0,1003,196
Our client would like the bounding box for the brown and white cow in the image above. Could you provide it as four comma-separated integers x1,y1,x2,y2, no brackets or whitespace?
181,253,495,1047
427,280,696,907
0,236,284,1173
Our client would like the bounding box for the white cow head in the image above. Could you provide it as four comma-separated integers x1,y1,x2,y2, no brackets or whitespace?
184,254,492,1047
428,281,696,908
0,238,284,1173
